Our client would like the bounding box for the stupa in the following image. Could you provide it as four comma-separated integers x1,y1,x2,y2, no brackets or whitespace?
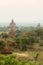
9,19,16,38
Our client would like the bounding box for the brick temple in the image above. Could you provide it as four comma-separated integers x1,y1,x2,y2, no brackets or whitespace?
9,19,16,38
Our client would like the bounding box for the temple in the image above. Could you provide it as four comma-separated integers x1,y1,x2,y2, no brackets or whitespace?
9,19,16,38
36,23,41,29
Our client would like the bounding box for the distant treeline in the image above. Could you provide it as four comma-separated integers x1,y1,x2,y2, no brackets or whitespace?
0,26,35,32
0,27,8,32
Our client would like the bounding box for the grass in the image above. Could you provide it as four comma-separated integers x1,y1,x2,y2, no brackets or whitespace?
13,51,43,59
0,51,43,65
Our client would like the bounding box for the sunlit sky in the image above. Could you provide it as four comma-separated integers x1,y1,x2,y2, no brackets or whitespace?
0,0,43,26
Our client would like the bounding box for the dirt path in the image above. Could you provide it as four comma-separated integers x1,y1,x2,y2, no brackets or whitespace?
13,52,29,57
13,51,43,60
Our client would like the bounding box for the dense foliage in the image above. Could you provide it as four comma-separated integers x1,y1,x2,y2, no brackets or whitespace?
0,54,42,65
0,27,43,51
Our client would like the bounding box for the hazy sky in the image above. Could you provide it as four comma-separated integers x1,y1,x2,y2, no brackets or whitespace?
0,0,43,26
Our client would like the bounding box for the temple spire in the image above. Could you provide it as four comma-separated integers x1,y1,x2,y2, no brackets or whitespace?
36,23,41,29
9,19,16,38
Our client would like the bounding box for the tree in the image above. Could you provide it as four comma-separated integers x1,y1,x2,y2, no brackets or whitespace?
1,33,8,38
0,39,5,50
35,28,43,46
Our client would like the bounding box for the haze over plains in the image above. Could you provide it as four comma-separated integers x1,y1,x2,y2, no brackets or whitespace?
0,0,43,26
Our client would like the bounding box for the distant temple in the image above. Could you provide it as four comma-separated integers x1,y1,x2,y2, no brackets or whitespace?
36,23,41,29
9,19,16,38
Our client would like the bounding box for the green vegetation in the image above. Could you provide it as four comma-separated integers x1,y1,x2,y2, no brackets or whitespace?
0,26,43,65
0,26,43,51
0,54,42,65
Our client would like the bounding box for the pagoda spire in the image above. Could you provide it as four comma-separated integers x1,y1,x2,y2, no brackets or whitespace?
36,23,41,29
9,19,16,38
